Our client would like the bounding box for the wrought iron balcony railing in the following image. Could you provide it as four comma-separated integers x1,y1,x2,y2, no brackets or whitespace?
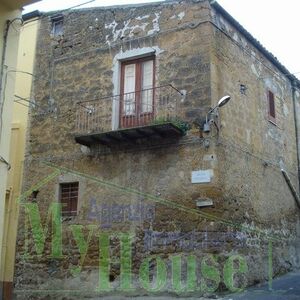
75,85,186,146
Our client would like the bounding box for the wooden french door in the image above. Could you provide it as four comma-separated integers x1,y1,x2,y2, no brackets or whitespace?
120,56,155,128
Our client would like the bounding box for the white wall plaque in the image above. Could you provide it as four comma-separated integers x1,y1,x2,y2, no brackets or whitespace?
196,199,213,207
191,170,212,183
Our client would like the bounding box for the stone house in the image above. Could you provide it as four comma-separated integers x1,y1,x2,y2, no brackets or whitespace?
14,0,300,299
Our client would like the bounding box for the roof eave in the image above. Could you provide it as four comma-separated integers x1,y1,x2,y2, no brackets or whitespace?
211,1,300,88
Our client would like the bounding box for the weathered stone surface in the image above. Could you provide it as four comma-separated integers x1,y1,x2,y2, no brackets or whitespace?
14,0,300,299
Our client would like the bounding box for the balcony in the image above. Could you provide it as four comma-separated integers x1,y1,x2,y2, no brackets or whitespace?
74,85,187,147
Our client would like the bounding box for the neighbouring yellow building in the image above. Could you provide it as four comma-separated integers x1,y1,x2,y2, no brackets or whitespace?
0,1,40,299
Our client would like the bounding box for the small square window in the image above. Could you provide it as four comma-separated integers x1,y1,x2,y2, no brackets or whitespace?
60,182,78,216
51,15,64,37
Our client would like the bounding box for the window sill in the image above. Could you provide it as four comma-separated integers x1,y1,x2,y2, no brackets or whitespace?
268,118,277,127
61,214,78,222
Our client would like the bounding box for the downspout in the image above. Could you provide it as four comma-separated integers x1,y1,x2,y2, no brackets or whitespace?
292,80,300,193
0,20,10,300
0,20,10,106
281,81,300,209
0,18,22,143
281,169,300,209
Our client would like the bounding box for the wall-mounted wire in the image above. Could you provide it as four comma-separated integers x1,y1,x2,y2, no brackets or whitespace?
14,94,38,108
22,0,96,26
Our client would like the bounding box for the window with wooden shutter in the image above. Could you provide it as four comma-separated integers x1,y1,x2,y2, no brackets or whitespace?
120,56,155,128
141,59,154,113
268,90,276,123
60,182,79,216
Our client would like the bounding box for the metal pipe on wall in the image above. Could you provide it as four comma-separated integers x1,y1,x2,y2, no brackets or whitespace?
292,80,300,193
0,20,10,112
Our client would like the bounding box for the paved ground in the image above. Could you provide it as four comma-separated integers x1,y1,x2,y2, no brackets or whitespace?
222,270,300,300
90,270,300,299
16,270,300,299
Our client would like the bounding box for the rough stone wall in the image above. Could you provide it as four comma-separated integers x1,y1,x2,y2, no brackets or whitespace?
210,4,300,280
14,1,300,299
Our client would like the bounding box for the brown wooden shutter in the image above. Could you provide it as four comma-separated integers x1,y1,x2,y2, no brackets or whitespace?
268,91,276,119
120,56,155,128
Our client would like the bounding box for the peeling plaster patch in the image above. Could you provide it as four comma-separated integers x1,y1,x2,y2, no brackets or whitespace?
148,12,161,35
80,145,91,155
264,78,277,93
105,13,161,43
105,34,110,45
277,84,284,99
136,15,149,20
170,11,185,20
180,89,187,102
180,89,187,96
233,32,239,42
128,23,148,37
105,16,149,45
241,37,248,48
283,103,289,117
119,20,131,39
178,11,185,20
267,129,282,144
251,64,260,78
105,20,118,43
246,129,251,144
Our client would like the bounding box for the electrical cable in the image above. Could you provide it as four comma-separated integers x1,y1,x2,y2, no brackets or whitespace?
14,101,30,109
20,3,300,124
14,94,40,107
22,0,96,26
17,3,300,177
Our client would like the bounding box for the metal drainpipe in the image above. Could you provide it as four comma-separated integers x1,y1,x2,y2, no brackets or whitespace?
0,20,10,106
0,21,9,300
292,80,300,192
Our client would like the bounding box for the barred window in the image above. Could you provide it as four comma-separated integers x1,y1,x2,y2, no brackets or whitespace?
60,182,78,216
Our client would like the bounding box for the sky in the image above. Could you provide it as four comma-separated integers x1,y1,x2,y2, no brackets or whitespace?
23,0,300,79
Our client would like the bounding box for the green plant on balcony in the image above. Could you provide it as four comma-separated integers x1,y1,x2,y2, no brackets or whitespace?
151,116,191,135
